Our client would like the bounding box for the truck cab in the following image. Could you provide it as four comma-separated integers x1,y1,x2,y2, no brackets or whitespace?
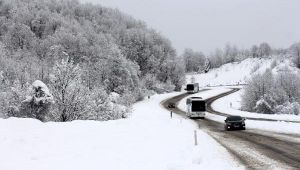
185,83,199,93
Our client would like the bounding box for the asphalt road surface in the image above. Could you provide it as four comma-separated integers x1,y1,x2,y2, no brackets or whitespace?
161,89,300,170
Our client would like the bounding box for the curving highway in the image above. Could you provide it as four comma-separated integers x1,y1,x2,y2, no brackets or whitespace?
161,88,300,170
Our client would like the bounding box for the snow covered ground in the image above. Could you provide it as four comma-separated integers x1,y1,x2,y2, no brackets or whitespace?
183,57,300,135
210,88,300,135
0,92,242,170
212,89,300,122
186,58,273,87
176,86,300,135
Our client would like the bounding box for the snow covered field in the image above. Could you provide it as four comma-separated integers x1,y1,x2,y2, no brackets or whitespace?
0,92,242,170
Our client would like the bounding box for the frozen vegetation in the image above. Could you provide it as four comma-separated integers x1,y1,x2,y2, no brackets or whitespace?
188,55,300,116
242,65,300,115
210,88,300,134
183,39,300,116
0,0,185,121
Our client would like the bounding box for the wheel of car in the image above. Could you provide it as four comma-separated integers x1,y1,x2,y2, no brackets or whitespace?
225,126,228,131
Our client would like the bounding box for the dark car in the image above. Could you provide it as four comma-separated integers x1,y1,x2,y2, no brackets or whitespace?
168,102,176,108
224,116,246,131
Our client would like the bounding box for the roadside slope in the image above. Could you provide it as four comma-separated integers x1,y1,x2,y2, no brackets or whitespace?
0,92,241,170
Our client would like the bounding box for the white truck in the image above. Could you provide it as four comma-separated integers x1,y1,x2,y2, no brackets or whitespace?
186,97,206,118
185,83,199,93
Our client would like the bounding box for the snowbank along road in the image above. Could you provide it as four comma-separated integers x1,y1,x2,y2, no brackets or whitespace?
206,88,300,123
161,88,300,170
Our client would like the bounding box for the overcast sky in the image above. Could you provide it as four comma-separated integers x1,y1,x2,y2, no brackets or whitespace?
80,0,300,55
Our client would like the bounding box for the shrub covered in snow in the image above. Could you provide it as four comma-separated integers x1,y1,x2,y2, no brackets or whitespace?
275,102,300,115
241,68,300,115
2,57,132,122
7,80,54,121
254,95,276,114
141,74,175,94
84,91,129,121
49,58,130,122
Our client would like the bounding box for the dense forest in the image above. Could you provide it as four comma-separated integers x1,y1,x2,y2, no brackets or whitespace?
0,0,185,121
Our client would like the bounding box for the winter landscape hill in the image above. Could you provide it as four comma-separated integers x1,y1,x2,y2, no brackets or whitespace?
186,57,298,87
183,56,300,133
1,0,300,169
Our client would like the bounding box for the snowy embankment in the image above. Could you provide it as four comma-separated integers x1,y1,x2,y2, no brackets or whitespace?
186,58,272,87
212,89,300,122
211,89,300,134
0,93,242,170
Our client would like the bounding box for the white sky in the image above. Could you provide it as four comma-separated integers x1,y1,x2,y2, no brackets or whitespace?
79,0,300,55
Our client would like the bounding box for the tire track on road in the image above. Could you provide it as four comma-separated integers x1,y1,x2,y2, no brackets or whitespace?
161,88,300,170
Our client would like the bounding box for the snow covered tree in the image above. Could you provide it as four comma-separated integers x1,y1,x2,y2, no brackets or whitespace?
250,45,259,58
4,23,36,50
242,68,300,115
169,58,185,91
49,56,89,122
275,102,300,115
241,69,274,113
204,58,211,73
95,52,140,96
224,44,238,63
258,42,272,57
7,80,54,121
209,48,224,68
85,91,129,121
182,48,206,72
289,42,300,68
254,95,276,114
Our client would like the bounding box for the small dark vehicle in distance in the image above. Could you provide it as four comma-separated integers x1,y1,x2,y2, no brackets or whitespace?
224,116,246,131
168,102,176,108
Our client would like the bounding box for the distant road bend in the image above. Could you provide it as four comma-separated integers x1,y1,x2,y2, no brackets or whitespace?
161,89,300,170
206,88,300,123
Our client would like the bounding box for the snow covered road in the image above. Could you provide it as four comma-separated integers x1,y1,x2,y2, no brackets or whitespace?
163,87,300,170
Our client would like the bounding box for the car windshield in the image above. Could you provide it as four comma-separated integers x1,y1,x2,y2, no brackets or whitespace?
227,116,243,121
191,100,206,111
187,84,194,90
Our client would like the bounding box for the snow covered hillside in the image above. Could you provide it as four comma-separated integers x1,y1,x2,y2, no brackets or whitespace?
186,58,275,86
183,57,300,134
0,93,242,170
